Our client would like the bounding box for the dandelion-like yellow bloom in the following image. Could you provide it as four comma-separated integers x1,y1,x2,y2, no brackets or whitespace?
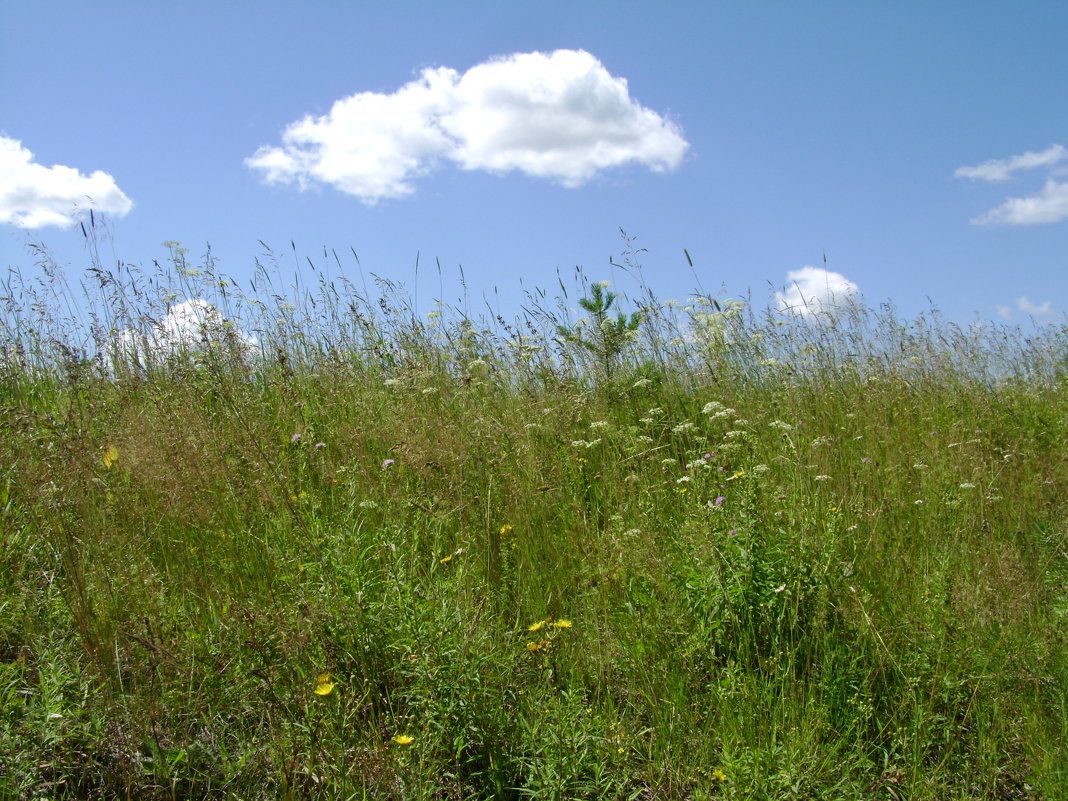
499,524,514,535
392,734,414,745
553,619,573,628
314,673,334,696
712,768,728,781
527,619,547,632
527,640,550,651
101,445,119,469
439,554,453,564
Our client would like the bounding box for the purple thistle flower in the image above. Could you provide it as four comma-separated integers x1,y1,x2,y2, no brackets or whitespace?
315,442,326,450
728,529,739,537
382,458,395,468
714,496,725,507
290,433,302,444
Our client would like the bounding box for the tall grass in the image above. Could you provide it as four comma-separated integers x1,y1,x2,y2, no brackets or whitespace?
1,233,1065,800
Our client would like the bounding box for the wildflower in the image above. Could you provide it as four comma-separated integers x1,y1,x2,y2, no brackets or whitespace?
702,401,723,414
392,734,414,745
712,768,728,781
632,378,652,389
314,673,335,696
676,475,691,484
439,554,453,565
672,422,696,434
101,445,119,469
728,529,739,537
714,496,725,506
527,640,550,651
769,420,793,431
703,452,714,460
552,619,572,628
315,442,326,449
500,524,514,535
814,475,831,482
727,470,745,480
589,420,610,430
290,433,302,444
527,619,547,632
959,482,976,489
382,458,395,468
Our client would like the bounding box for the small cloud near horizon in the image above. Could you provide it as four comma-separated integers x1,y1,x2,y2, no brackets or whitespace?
775,265,860,319
110,299,257,366
246,49,689,203
0,135,133,229
955,144,1068,225
995,296,1056,321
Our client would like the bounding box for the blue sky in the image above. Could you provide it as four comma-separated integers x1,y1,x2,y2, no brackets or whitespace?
2,0,1066,325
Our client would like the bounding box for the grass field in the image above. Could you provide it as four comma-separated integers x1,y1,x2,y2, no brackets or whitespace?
1,239,1066,799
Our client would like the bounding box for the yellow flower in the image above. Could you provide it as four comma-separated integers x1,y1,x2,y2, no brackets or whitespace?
392,734,414,745
439,554,453,564
712,768,728,781
552,619,573,628
527,640,550,651
101,445,119,469
499,524,514,535
314,673,334,696
527,619,547,632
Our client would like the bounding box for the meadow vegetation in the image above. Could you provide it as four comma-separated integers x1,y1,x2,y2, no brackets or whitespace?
1,233,1066,799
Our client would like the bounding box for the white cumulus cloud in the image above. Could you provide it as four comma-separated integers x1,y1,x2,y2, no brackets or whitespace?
955,144,1068,225
0,135,133,229
110,299,257,366
775,266,860,319
995,296,1056,321
954,144,1066,182
970,178,1068,225
246,49,689,203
